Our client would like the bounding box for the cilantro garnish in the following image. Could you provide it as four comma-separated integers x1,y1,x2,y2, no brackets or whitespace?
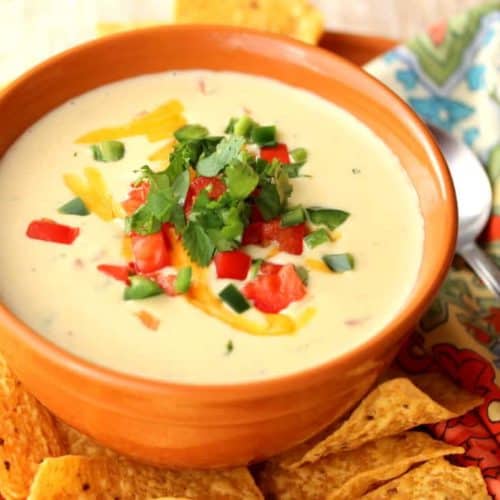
197,136,245,176
225,161,259,200
182,222,216,267
125,119,310,266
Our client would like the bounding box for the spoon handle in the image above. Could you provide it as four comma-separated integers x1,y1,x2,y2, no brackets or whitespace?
459,242,500,297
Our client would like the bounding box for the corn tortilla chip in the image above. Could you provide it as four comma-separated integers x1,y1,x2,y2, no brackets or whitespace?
173,0,324,44
55,420,115,458
361,458,488,499
0,356,65,500
291,376,481,467
257,431,463,500
27,455,263,500
409,372,483,416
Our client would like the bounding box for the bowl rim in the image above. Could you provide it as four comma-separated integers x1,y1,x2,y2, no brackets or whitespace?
0,24,457,397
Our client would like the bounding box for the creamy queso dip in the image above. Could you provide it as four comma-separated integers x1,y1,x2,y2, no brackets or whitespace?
0,71,423,383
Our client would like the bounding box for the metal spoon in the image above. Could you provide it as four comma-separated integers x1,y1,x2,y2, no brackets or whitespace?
429,124,500,296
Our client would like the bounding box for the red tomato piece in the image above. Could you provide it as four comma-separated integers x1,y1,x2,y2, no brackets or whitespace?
250,204,263,222
260,219,306,255
184,176,226,214
276,223,307,255
260,143,290,164
26,219,80,245
242,222,264,245
214,250,252,280
260,262,283,275
131,232,171,274
155,273,178,296
122,182,150,215
243,264,307,313
97,264,130,284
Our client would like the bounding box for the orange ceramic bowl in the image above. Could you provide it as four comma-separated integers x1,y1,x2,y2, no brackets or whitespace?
0,26,456,468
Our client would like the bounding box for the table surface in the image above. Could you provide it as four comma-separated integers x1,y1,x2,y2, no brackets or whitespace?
0,0,487,83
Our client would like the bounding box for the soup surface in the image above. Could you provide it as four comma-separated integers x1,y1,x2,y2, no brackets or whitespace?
0,71,423,383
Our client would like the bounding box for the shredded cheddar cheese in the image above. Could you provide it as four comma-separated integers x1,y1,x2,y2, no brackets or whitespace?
148,140,176,162
305,258,330,273
76,100,186,144
63,167,124,221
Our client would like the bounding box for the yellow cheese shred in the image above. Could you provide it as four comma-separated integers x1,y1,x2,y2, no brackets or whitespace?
76,99,186,144
167,228,315,336
148,140,176,162
305,258,330,273
63,167,124,221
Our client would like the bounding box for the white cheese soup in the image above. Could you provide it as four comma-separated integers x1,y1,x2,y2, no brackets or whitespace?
0,71,424,383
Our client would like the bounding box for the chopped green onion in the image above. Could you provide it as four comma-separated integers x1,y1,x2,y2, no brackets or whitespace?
58,197,89,216
233,116,256,138
224,117,238,134
123,276,163,300
91,141,125,162
219,284,250,313
304,228,330,249
250,258,263,278
281,206,305,227
251,125,276,147
307,207,350,230
174,124,209,142
295,265,309,285
225,340,234,355
175,266,192,294
289,147,308,164
322,253,355,273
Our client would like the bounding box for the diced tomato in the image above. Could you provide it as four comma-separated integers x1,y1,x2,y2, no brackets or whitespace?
260,262,283,275
262,219,307,255
275,222,307,255
184,176,226,214
97,264,130,284
122,182,150,215
243,264,307,313
214,250,252,280
250,204,263,222
131,232,171,274
260,143,289,164
242,222,264,245
155,273,178,296
26,219,79,245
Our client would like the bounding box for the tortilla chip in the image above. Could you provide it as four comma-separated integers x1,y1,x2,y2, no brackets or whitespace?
409,372,483,416
55,420,115,458
0,357,65,499
257,431,463,500
291,376,481,467
362,458,488,499
27,455,263,499
173,0,324,44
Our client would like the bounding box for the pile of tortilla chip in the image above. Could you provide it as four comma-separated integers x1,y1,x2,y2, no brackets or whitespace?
0,354,489,499
97,0,324,45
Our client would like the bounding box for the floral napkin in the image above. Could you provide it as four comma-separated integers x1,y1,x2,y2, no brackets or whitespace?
365,2,500,496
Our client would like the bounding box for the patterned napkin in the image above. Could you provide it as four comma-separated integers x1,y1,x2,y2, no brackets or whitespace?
365,2,500,496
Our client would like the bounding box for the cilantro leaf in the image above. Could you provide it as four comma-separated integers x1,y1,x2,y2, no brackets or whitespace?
182,222,215,267
166,137,222,184
137,165,170,191
172,169,190,204
126,205,162,235
225,160,259,199
197,136,245,176
170,204,186,233
256,182,282,221
147,191,175,220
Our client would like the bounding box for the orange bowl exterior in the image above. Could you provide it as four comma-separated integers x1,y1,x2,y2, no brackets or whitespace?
0,26,456,468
